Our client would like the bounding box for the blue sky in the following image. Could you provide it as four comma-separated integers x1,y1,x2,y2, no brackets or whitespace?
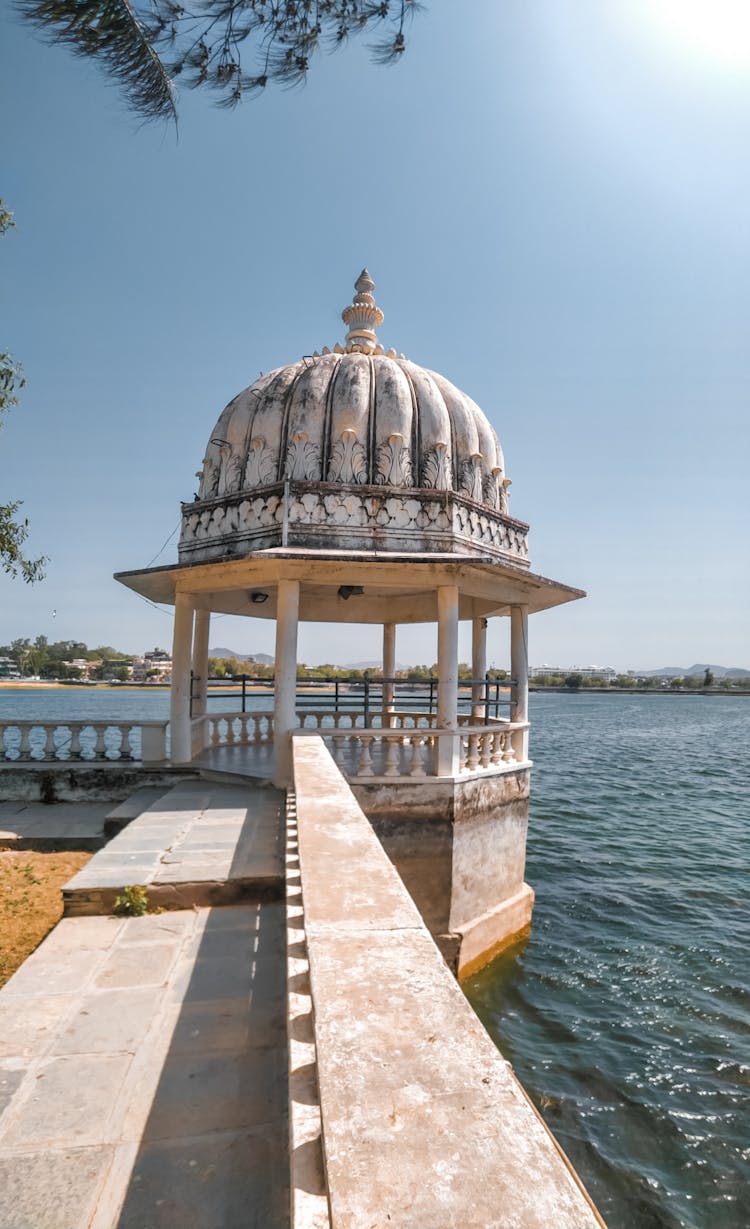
1,0,748,669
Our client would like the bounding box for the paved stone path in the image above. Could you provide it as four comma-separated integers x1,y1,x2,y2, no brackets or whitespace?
0,781,290,1229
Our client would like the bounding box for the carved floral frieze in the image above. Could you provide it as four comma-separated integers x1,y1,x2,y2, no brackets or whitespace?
421,443,452,491
285,433,322,481
328,429,368,484
244,437,277,488
375,434,413,487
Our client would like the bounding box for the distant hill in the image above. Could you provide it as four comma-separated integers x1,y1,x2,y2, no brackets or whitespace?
210,647,274,665
346,660,410,670
641,664,750,679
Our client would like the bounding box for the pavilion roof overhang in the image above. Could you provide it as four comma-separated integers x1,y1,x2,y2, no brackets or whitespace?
114,549,585,625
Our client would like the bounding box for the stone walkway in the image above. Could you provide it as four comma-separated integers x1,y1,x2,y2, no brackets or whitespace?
0,781,290,1229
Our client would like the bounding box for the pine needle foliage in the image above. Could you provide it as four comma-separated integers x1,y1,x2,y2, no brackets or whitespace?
17,0,423,121
17,0,178,122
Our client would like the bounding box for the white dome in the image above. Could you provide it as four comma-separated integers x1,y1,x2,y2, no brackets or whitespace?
179,272,528,567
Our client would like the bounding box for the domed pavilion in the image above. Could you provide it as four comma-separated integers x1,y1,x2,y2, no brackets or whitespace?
116,271,584,969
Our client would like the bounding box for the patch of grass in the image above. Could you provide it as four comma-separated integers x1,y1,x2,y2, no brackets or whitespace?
0,848,92,988
113,884,149,916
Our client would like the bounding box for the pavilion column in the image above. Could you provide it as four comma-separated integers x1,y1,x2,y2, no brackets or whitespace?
436,584,459,776
190,610,211,756
510,604,529,762
471,616,488,720
170,592,194,765
382,623,396,716
273,578,300,787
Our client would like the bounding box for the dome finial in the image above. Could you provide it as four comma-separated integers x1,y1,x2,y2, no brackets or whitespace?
342,268,385,353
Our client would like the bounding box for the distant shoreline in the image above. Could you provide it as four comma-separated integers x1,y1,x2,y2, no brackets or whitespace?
1,681,747,697
529,686,750,697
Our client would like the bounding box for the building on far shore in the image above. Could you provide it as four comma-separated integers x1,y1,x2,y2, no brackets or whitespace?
530,663,616,681
0,656,21,680
132,648,172,683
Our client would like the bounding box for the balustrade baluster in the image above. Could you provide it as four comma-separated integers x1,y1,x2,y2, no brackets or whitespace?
210,719,220,747
408,735,426,777
466,733,480,771
18,725,31,760
480,732,492,769
490,731,503,766
502,730,516,763
45,725,58,760
93,724,106,760
332,736,348,772
383,737,401,777
356,735,375,778
69,724,82,760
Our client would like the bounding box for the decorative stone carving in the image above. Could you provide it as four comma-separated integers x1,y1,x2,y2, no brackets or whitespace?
285,432,322,481
375,434,413,487
328,429,368,484
500,478,512,515
198,454,220,500
341,269,385,354
422,443,452,491
483,467,502,511
244,437,277,488
180,481,529,567
219,451,244,495
459,455,484,504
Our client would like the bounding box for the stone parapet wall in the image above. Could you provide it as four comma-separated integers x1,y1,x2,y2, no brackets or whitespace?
291,735,604,1228
178,480,530,565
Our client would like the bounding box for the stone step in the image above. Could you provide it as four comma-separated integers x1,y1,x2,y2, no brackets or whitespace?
104,786,173,837
63,781,285,916
0,801,110,850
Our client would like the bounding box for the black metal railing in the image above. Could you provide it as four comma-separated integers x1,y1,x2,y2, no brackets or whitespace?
190,672,513,723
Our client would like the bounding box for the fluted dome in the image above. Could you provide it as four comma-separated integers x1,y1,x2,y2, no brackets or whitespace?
179,273,529,567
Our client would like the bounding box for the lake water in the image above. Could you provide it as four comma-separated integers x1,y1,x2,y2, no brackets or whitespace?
465,693,749,1229
1,687,747,1226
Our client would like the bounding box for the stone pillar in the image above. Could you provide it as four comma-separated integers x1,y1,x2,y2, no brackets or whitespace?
273,578,300,787
382,622,396,716
436,584,459,776
191,610,211,717
471,616,487,720
190,610,211,757
170,592,194,765
510,605,529,762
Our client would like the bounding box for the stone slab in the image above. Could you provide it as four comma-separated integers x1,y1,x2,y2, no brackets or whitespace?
0,1146,114,1229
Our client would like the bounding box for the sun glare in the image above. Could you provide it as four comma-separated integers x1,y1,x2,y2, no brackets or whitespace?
649,0,750,69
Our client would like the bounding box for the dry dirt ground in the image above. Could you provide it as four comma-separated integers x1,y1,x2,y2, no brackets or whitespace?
0,849,91,987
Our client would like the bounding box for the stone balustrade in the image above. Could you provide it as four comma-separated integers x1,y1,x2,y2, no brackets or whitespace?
199,710,275,748
318,719,530,781
188,707,529,780
0,720,168,763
